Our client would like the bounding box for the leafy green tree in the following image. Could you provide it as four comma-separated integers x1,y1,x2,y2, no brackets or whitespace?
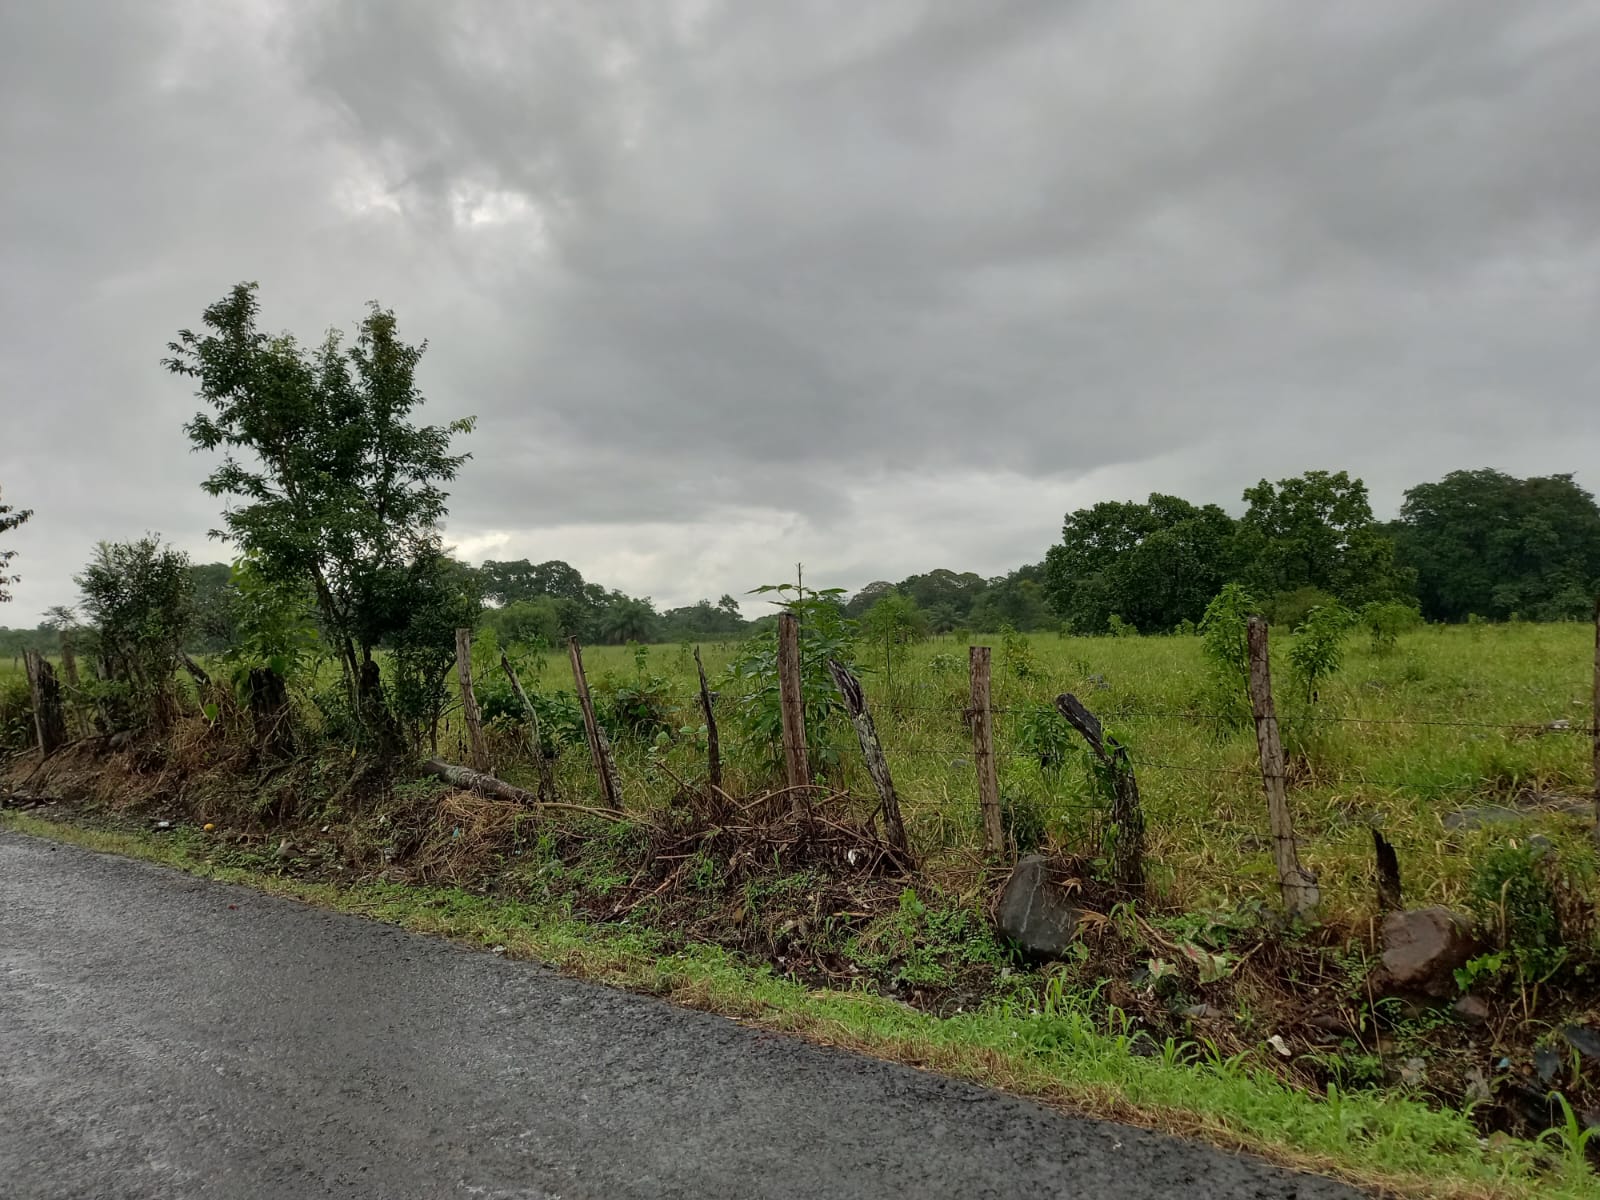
1393,469,1600,621
1198,582,1256,726
1043,495,1237,633
859,590,927,686
379,549,482,752
0,484,31,604
844,580,897,618
219,557,320,683
481,597,563,649
595,594,660,645
895,569,988,619
1286,601,1355,703
968,565,1055,632
187,562,239,653
1236,470,1412,607
658,595,747,640
166,282,474,717
76,537,195,722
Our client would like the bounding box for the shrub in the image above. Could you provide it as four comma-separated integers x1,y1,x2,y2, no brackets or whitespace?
1359,600,1422,656
1286,602,1355,703
1466,844,1566,986
1198,583,1255,726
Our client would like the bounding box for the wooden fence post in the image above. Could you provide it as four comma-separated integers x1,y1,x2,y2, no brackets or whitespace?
777,613,811,798
693,646,723,800
1246,617,1319,918
501,652,557,805
568,637,622,812
828,659,912,862
1592,594,1599,845
968,645,1006,859
59,633,79,689
22,650,67,756
455,628,490,774
1054,693,1146,896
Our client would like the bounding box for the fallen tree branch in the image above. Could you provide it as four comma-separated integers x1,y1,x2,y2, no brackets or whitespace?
419,759,629,821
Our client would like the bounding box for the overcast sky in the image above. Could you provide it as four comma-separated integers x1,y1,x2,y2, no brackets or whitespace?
4,0,1599,620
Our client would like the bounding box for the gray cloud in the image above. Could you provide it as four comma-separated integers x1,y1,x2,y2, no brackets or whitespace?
4,0,1599,618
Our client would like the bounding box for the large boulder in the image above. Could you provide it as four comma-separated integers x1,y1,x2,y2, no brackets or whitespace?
995,855,1081,962
1379,907,1479,998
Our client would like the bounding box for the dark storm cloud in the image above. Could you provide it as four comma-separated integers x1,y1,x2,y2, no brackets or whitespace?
3,0,1599,615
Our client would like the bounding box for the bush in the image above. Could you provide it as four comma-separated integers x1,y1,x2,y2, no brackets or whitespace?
1198,583,1255,726
1466,844,1566,986
1286,602,1355,703
1359,600,1422,656
1260,586,1336,629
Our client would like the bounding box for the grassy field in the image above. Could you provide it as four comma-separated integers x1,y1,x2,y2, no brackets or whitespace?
6,620,1599,1196
467,620,1598,922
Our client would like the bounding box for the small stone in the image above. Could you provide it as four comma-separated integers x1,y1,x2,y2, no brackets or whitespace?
1535,1048,1561,1085
1379,907,1479,998
1453,994,1491,1024
994,854,1081,963
1181,1004,1222,1021
1442,806,1523,831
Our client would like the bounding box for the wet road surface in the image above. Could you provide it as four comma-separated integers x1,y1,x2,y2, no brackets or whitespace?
0,831,1362,1198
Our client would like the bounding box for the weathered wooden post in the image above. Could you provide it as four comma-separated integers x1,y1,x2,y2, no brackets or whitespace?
454,628,490,773
968,645,1005,859
777,613,811,798
1372,828,1403,913
693,646,723,799
829,659,912,862
500,652,557,804
568,637,622,812
1246,617,1319,918
22,650,67,756
1054,693,1145,895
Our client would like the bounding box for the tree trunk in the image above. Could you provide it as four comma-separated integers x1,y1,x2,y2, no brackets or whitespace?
829,659,912,862
423,758,536,805
247,666,293,756
1054,692,1146,896
23,651,67,756
1372,828,1403,913
567,638,622,811
455,628,490,773
501,652,557,805
1246,617,1319,918
968,646,1005,859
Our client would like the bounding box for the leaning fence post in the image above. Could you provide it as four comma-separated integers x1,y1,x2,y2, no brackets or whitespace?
777,613,811,800
1054,693,1146,896
828,659,912,862
1246,616,1319,917
455,628,490,774
693,646,723,803
968,645,1006,859
568,637,622,812
22,650,67,757
500,652,557,805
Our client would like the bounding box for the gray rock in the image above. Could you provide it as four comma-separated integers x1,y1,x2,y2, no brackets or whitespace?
1379,907,1479,998
1441,806,1523,831
1562,1025,1600,1060
995,855,1081,963
1452,994,1490,1024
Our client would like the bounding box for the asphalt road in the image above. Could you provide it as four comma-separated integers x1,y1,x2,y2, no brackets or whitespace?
0,831,1362,1199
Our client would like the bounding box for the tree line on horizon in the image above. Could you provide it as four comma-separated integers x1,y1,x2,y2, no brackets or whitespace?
2,286,1598,699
